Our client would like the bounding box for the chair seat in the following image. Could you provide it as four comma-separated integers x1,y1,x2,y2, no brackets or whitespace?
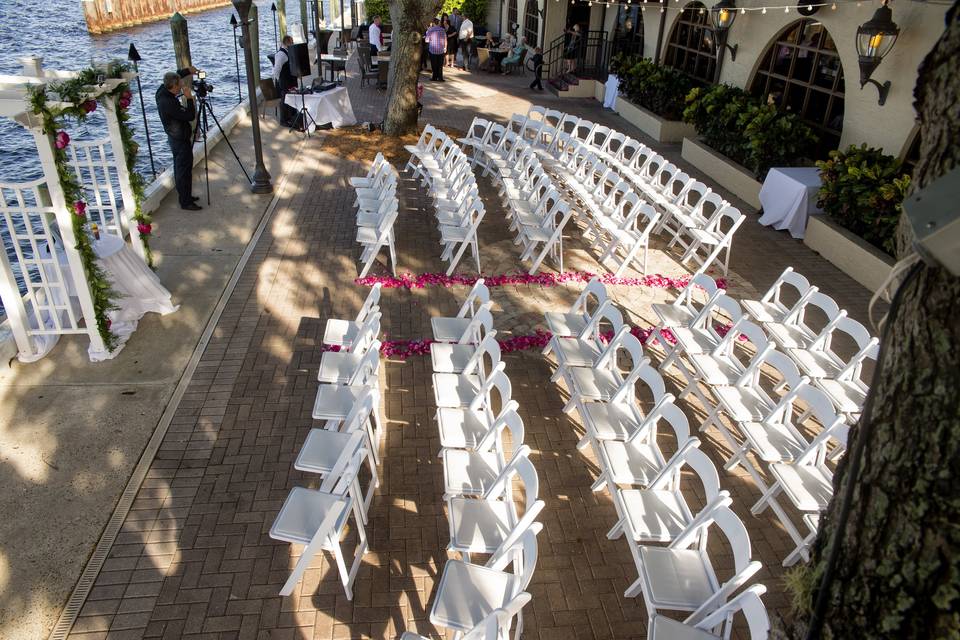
323,318,364,347
318,350,366,384
670,327,717,356
447,497,515,554
765,321,816,349
583,401,643,441
598,440,664,486
442,448,502,497
713,385,774,423
433,372,483,408
544,311,590,338
741,299,787,324
294,429,355,473
740,421,807,463
686,353,743,386
553,337,603,368
651,303,695,329
639,547,715,610
269,487,350,547
522,226,555,242
313,384,368,420
619,489,691,543
437,406,491,450
440,224,472,242
787,347,844,379
430,342,477,374
432,316,472,342
567,367,621,402
649,615,719,640
768,463,833,512
816,379,866,414
356,226,390,245
430,559,516,632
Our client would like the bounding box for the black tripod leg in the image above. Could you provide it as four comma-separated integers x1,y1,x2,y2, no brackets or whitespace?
204,103,253,184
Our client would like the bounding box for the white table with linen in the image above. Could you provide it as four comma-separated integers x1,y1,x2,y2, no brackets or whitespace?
603,73,619,109
758,167,824,239
284,86,358,131
35,234,178,362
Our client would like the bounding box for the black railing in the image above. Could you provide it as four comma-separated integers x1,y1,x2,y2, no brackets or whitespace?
542,30,613,84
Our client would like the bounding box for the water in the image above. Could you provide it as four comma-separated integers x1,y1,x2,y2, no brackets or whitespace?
0,0,349,317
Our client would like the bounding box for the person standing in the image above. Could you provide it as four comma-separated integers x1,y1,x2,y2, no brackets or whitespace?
368,15,383,56
458,13,474,70
449,9,463,66
156,70,200,211
425,18,447,81
272,35,297,126
563,24,581,75
529,46,544,90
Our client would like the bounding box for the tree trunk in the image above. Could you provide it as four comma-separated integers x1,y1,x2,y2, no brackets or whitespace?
382,0,441,136
781,3,960,638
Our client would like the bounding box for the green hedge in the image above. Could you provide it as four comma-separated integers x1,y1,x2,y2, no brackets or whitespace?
816,144,910,256
610,53,697,122
683,83,818,180
364,0,390,23
441,0,489,23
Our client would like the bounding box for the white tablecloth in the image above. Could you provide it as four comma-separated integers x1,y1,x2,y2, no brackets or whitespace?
284,87,358,131
35,234,178,362
603,74,619,109
758,167,824,239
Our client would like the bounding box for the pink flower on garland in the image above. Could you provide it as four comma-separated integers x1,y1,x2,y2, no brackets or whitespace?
118,96,131,110
122,90,132,101
55,131,70,149
137,222,152,235
81,99,97,114
73,200,87,217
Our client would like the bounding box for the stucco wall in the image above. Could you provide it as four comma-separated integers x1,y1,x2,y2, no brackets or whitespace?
634,1,946,157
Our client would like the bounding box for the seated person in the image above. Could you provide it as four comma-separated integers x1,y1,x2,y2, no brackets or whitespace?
502,37,526,74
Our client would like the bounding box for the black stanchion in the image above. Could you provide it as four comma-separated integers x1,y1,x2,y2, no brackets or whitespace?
229,14,243,103
126,43,157,179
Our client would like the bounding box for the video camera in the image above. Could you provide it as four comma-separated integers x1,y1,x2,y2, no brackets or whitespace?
192,70,214,97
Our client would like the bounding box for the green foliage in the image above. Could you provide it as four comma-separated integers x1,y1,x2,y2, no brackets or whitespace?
365,0,390,22
610,53,697,122
27,60,155,353
784,562,821,618
441,0,488,22
683,83,818,180
816,144,910,256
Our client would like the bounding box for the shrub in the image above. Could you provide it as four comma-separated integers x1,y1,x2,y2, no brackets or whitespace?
364,0,390,23
611,54,697,122
816,144,910,256
441,0,489,22
683,83,818,179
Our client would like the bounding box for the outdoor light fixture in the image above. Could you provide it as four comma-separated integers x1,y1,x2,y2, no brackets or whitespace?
856,0,899,105
709,0,738,83
126,43,157,178
229,14,243,102
232,0,274,194
270,2,279,50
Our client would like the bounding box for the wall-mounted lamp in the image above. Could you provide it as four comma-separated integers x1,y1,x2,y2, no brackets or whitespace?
710,0,738,82
856,0,899,105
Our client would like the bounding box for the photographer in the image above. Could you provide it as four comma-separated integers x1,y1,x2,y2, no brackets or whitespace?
272,35,297,127
156,69,201,211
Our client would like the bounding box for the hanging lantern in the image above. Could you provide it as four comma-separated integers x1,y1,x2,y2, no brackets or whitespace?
710,0,737,30
856,0,899,105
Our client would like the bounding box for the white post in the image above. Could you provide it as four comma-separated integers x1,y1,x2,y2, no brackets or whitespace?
30,124,108,356
0,244,36,360
103,96,147,263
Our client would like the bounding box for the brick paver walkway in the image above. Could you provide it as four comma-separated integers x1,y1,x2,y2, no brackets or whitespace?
66,63,877,639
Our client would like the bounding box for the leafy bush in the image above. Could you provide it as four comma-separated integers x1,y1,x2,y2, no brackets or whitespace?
441,0,489,22
683,83,818,180
364,0,390,22
611,54,698,122
816,144,910,256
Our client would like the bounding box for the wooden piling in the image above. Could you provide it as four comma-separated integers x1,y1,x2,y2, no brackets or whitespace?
170,12,193,72
276,0,288,41
299,0,308,36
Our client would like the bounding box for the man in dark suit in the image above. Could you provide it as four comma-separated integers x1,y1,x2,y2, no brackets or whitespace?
156,69,201,211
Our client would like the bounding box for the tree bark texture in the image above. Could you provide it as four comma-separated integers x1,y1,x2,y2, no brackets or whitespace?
382,0,441,136
782,3,960,638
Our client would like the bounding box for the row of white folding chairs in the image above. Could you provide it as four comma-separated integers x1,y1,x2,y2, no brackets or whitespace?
458,118,575,275
513,107,746,277
269,284,387,599
351,152,400,277
540,277,770,638
649,269,873,565
405,125,486,276
401,280,543,640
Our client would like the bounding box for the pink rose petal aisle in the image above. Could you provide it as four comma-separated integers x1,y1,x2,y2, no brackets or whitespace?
355,270,728,291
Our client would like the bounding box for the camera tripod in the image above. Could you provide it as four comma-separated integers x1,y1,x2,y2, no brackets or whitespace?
289,76,318,137
192,92,252,205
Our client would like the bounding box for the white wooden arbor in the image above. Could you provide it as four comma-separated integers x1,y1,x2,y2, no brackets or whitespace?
0,56,146,362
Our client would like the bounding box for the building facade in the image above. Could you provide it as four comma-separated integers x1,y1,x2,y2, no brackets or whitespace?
486,0,948,159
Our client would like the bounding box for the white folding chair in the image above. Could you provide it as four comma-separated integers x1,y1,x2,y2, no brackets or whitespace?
323,283,382,347
270,439,369,599
433,344,505,409
659,293,743,373
787,316,878,382
814,340,877,424
317,312,381,384
678,205,745,277
561,335,650,414
649,584,770,640
544,300,624,379
431,280,490,341
431,330,499,375
646,274,723,348
402,595,531,640
763,291,844,350
440,200,486,276
741,267,816,324
518,199,574,275
438,398,522,454
356,207,398,277
543,276,608,339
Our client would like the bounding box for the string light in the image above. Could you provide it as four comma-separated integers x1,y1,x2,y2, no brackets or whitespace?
740,7,746,12
785,5,789,11
762,6,767,12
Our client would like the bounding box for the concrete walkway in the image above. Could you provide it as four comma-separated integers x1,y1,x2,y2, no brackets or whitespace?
2,61,878,639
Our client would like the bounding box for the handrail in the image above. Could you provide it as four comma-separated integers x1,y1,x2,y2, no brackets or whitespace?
543,30,612,88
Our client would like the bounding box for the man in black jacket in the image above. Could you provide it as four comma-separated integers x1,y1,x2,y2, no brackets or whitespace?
156,69,201,211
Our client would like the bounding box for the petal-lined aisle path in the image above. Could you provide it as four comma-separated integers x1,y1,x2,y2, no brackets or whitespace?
65,64,877,640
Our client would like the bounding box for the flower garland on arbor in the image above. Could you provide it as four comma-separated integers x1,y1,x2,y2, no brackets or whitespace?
27,61,154,352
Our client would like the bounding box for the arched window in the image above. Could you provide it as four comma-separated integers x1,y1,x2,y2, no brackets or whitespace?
508,0,518,35
613,3,644,57
523,0,540,46
663,2,715,83
750,19,845,155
